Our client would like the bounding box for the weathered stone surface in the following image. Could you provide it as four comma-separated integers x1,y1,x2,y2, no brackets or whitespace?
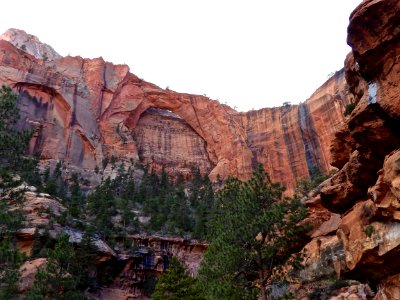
88,288,140,300
94,235,207,299
127,235,207,276
18,258,47,293
240,71,349,192
133,108,212,180
330,123,353,170
300,235,346,282
298,0,400,291
369,150,400,220
347,0,400,83
302,194,340,240
320,150,381,213
374,273,400,300
311,213,341,239
329,284,374,300
336,200,376,271
0,29,350,191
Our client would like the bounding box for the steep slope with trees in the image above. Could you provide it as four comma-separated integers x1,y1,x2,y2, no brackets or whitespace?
199,165,309,300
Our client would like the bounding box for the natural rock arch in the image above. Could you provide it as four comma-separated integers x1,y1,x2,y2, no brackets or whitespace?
99,74,255,180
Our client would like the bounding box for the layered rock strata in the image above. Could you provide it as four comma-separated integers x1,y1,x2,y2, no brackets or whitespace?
0,28,350,191
133,108,212,180
299,0,400,296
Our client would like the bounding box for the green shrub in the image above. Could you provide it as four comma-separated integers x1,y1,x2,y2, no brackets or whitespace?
344,102,355,116
364,224,374,237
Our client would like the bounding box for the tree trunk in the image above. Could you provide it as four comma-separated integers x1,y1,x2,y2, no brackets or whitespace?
259,269,267,300
257,247,268,300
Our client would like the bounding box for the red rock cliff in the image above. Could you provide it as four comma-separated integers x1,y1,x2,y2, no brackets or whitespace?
296,0,400,297
0,29,350,191
240,71,349,190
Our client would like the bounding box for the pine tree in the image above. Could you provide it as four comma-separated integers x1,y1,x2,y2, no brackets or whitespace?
0,193,25,300
0,85,32,170
199,165,309,300
74,226,99,290
0,237,24,299
68,173,84,218
152,257,204,300
26,233,87,300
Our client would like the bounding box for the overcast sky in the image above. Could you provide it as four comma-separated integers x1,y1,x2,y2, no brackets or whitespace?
0,0,361,111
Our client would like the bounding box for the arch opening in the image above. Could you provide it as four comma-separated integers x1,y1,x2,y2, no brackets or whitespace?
132,108,213,181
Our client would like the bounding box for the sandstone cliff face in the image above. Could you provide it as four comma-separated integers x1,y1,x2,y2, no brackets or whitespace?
0,29,349,191
241,71,348,190
299,0,400,296
133,108,212,179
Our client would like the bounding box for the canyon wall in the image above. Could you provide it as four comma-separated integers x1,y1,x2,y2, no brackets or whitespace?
240,71,349,190
4,0,400,297
296,0,400,297
0,29,350,191
132,108,213,180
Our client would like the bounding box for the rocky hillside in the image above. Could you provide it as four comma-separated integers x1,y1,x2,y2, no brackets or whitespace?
1,0,400,298
296,0,400,298
0,177,206,299
0,28,350,192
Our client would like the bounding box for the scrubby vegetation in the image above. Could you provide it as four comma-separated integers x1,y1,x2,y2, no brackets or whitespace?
0,188,25,299
344,101,356,116
152,257,204,300
0,84,335,299
295,166,334,197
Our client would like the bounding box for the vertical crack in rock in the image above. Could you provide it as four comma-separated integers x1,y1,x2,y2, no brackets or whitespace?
280,106,298,180
65,84,79,159
98,63,107,118
298,102,324,177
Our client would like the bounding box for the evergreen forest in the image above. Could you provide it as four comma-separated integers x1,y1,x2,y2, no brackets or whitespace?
0,85,334,299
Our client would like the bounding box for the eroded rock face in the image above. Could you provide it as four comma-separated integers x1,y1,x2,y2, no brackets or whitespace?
369,150,400,220
329,284,374,300
133,108,212,179
299,0,400,292
3,180,207,298
240,70,349,191
301,235,346,282
18,258,47,293
0,29,349,190
374,273,400,300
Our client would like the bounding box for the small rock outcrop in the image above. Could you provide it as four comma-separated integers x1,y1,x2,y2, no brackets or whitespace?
1,182,114,258
0,28,61,61
18,258,47,293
